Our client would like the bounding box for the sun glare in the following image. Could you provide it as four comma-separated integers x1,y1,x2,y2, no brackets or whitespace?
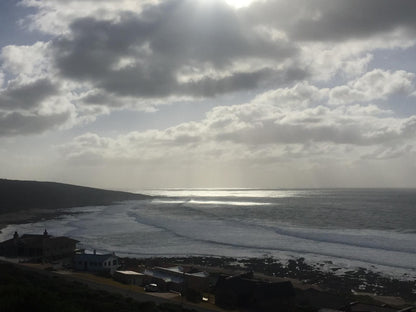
225,0,255,9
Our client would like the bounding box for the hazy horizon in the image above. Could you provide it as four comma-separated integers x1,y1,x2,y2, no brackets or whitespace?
1,0,416,190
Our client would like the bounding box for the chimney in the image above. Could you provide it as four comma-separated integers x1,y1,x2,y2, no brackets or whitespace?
93,249,96,255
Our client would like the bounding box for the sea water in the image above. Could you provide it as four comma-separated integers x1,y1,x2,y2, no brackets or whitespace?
1,188,415,278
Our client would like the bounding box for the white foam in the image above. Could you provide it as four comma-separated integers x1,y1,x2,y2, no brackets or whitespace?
139,189,314,198
2,199,415,279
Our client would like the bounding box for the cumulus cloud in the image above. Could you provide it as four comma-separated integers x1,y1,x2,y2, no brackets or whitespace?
1,41,52,78
361,144,415,160
0,0,415,188
329,69,415,105
0,111,71,137
245,0,416,42
1,0,415,157
20,0,160,34
58,81,416,168
0,78,58,110
50,1,299,100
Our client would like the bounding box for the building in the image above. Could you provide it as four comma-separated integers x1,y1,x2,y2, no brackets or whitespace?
113,270,144,286
0,230,78,261
143,266,209,293
215,271,296,311
318,302,415,312
340,302,415,312
73,250,119,274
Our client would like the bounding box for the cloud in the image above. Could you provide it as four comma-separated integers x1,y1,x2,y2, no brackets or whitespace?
244,0,416,80
183,67,308,97
0,111,71,136
20,0,159,34
329,69,415,105
251,82,326,108
361,144,415,160
1,41,52,78
50,1,299,100
209,103,410,146
58,82,416,167
1,0,415,140
245,0,416,42
0,78,58,110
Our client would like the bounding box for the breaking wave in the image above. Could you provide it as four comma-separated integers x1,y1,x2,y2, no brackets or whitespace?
2,188,416,277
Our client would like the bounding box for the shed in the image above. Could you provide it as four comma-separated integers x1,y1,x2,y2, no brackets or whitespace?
114,270,144,286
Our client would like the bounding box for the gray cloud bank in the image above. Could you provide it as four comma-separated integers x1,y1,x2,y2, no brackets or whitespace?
1,0,416,187
2,0,416,128
52,1,300,100
245,0,416,41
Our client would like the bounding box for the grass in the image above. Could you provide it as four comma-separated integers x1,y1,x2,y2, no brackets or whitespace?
0,262,194,312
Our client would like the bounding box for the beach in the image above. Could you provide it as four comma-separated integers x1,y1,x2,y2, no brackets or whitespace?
3,189,414,280
0,208,71,234
1,188,415,307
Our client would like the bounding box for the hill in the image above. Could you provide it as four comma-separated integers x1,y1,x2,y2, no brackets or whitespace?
0,261,194,312
0,179,149,214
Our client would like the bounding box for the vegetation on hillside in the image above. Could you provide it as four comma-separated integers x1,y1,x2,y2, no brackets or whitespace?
0,262,192,312
0,179,148,214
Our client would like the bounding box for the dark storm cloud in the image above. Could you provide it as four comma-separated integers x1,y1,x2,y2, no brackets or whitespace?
245,0,416,42
0,78,58,109
0,111,70,136
51,0,299,100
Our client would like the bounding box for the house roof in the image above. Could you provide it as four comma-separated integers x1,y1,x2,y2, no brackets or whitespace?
74,253,117,263
0,233,79,248
156,266,209,278
115,270,144,276
144,269,184,284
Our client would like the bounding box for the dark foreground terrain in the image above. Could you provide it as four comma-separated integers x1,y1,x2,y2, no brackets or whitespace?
0,262,193,312
123,256,416,308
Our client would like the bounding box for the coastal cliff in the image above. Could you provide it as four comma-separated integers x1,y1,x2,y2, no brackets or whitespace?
0,179,148,227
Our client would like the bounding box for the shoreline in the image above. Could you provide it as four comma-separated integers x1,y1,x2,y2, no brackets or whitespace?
1,211,415,307
0,208,71,233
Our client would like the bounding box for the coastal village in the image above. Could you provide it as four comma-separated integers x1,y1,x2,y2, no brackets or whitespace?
0,230,414,312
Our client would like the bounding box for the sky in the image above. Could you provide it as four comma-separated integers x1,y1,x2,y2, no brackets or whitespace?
1,0,416,190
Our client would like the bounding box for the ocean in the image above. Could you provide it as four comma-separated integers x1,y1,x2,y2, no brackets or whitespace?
1,188,415,278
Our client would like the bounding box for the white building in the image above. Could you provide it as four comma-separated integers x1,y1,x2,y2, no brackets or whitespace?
143,266,209,292
73,250,119,274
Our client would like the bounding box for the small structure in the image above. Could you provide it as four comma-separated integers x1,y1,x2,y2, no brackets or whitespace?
341,302,414,312
0,230,78,261
299,288,349,310
113,270,144,286
215,271,296,311
143,266,209,293
73,250,119,274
